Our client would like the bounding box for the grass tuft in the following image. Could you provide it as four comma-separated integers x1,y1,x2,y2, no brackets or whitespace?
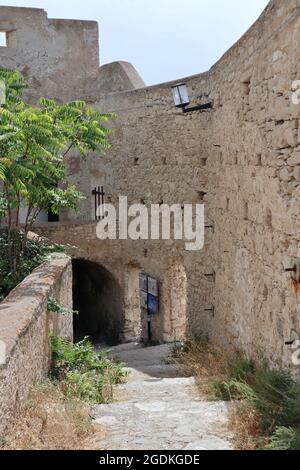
2,381,92,450
267,427,300,451
3,336,127,450
50,335,127,404
172,339,300,450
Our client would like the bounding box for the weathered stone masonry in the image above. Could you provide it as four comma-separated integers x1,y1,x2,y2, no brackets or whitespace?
1,1,300,367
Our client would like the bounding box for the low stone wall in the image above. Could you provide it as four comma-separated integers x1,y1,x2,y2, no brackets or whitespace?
0,254,73,435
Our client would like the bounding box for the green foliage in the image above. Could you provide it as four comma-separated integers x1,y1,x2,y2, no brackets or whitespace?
0,229,66,301
0,68,27,107
251,368,300,431
0,67,111,293
50,336,127,404
210,380,231,401
47,297,78,316
267,427,300,451
210,357,256,401
230,356,256,382
212,378,257,402
0,67,111,232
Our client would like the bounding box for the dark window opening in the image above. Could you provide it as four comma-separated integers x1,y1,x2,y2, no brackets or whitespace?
242,80,251,97
48,211,59,222
0,30,17,48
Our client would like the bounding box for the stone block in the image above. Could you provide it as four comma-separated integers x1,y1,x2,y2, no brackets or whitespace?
284,128,298,147
279,167,292,182
293,166,300,182
287,150,300,166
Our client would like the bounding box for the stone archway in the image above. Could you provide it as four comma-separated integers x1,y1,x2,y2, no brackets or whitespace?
72,259,124,345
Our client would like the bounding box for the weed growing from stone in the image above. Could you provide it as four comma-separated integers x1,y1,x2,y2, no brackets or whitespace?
47,297,78,316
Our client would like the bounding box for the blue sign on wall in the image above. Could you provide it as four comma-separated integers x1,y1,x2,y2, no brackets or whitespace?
148,293,159,315
139,273,159,315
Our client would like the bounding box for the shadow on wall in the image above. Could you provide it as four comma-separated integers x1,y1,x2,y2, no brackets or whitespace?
72,259,124,345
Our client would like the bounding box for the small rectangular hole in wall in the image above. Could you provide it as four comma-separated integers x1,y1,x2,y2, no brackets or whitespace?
242,81,251,97
197,191,207,202
0,32,7,47
0,30,17,48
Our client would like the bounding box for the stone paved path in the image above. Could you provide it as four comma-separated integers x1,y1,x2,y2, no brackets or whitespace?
92,343,233,450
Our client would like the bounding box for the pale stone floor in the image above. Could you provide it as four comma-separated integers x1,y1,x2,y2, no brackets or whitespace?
91,343,233,450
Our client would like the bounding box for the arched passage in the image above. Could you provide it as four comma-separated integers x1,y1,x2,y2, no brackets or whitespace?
72,259,124,345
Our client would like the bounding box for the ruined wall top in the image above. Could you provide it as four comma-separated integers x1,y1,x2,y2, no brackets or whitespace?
1,1,299,103
0,6,100,102
0,6,146,102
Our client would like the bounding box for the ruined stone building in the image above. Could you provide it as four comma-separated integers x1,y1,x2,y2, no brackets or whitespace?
0,1,300,367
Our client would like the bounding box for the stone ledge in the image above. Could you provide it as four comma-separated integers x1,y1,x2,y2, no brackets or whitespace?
0,253,71,366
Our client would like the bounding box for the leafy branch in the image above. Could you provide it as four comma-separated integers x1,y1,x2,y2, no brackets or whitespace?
47,297,78,316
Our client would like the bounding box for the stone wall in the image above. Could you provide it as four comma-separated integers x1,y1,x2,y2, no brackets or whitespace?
0,7,99,103
0,254,73,435
2,1,300,368
203,0,300,368
79,0,299,367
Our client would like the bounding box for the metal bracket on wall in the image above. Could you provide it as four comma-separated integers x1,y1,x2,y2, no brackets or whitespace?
183,102,213,113
204,270,216,283
285,260,300,283
285,329,300,346
205,222,215,233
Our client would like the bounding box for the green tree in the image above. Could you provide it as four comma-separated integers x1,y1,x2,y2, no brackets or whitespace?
0,67,111,233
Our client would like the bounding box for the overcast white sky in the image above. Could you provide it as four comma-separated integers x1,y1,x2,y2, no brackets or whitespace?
0,0,270,85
